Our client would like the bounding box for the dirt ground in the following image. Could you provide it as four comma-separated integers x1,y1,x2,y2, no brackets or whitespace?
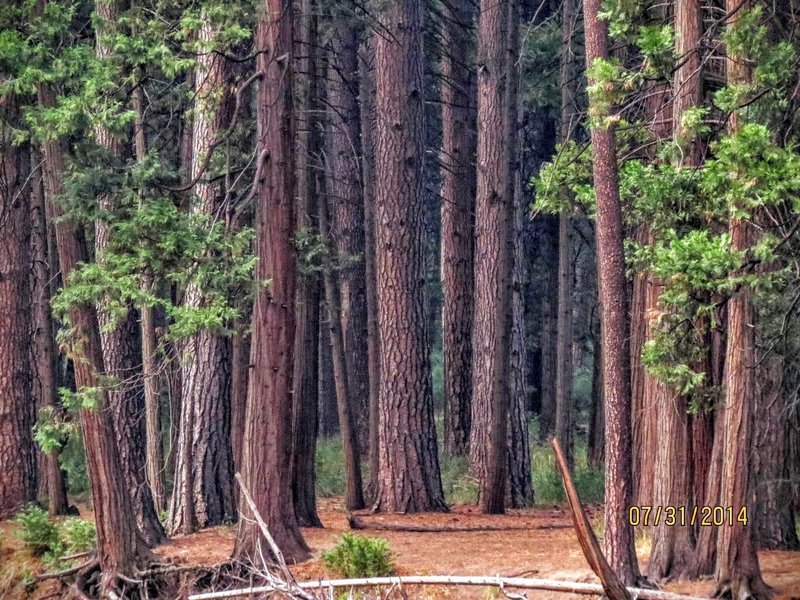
156,499,800,600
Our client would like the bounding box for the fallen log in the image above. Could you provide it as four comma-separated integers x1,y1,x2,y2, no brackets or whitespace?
346,513,571,533
187,574,709,600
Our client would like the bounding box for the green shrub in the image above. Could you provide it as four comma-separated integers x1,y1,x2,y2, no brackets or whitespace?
440,454,478,505
322,534,395,578
61,517,96,554
15,505,59,556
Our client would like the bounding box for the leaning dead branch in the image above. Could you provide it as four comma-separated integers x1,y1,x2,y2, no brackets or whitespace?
187,575,709,600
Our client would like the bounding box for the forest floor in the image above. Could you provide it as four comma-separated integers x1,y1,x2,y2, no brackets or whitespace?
3,498,800,599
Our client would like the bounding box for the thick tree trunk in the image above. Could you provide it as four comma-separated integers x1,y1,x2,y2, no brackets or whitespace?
359,36,381,500
440,0,476,459
372,0,447,514
291,0,322,528
582,0,640,583
470,0,519,515
38,79,150,580
327,1,370,453
93,0,165,547
0,96,37,519
29,152,69,516
712,4,769,593
168,21,236,534
234,0,310,563
753,355,799,549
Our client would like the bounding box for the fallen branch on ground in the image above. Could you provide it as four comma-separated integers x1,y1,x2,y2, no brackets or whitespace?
187,574,710,600
346,513,571,532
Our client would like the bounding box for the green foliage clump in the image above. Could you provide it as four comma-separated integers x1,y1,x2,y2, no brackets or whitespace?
322,534,395,578
14,505,59,556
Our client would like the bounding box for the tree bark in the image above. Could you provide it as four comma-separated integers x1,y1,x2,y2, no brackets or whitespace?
93,0,165,547
327,0,370,453
440,0,476,459
234,0,310,563
711,4,770,594
290,0,322,529
539,215,559,437
29,150,69,516
582,0,640,583
37,77,150,581
0,94,37,519
372,0,447,514
554,0,577,468
359,35,381,501
587,326,605,467
469,0,519,515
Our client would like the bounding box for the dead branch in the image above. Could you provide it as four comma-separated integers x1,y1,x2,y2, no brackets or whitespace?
550,438,631,600
34,559,99,582
347,513,571,533
187,575,710,600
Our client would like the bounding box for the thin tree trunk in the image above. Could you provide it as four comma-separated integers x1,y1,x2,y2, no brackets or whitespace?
29,150,69,516
0,94,37,519
582,0,640,583
318,311,339,437
554,0,577,468
539,216,559,437
440,0,476,459
321,193,365,511
359,36,381,500
290,0,322,528
587,326,604,467
372,0,447,514
234,0,310,563
327,0,370,453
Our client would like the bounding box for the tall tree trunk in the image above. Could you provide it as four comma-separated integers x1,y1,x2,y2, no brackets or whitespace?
233,0,310,562
507,120,533,508
318,311,339,437
555,0,576,468
93,0,165,546
37,78,150,582
132,82,166,515
539,215,558,437
168,19,236,535
30,151,69,516
587,325,604,467
291,0,322,528
470,0,518,515
359,36,381,500
321,192,365,511
440,0,476,458
327,0,370,453
582,0,640,583
372,0,447,514
647,0,700,580
712,4,769,595
0,95,36,519
753,355,799,549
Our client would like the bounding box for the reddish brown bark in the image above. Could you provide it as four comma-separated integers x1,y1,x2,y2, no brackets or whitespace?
37,80,150,580
440,0,476,458
372,0,447,514
291,0,322,528
93,0,165,546
233,0,310,562
582,0,640,583
359,36,381,501
469,0,519,515
327,0,370,453
0,95,36,519
29,152,69,516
